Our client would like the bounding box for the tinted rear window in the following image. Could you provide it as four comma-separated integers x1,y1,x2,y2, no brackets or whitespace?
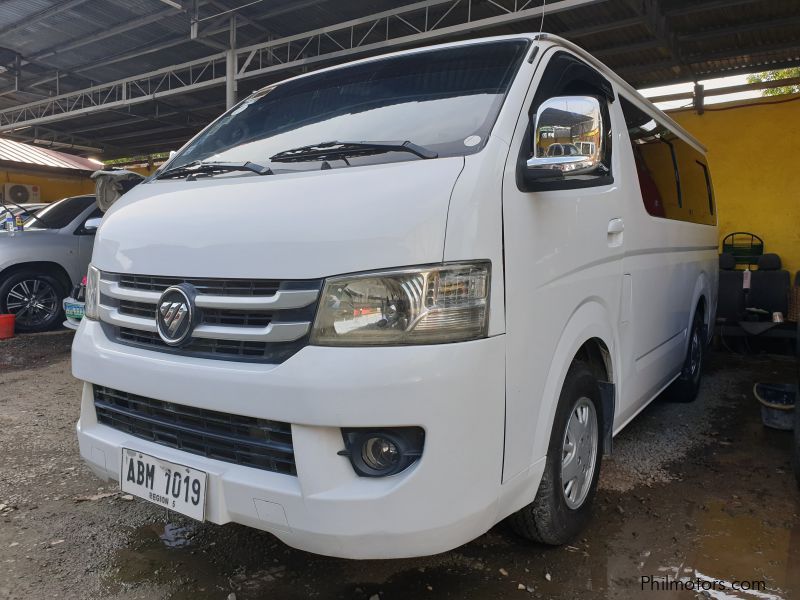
26,196,95,229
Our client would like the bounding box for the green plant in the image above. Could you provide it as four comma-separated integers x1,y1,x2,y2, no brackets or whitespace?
746,68,800,96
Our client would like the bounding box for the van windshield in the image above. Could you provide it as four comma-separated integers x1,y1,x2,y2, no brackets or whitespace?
167,40,529,173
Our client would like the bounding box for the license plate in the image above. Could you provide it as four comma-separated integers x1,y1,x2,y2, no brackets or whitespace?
64,301,84,319
120,449,207,521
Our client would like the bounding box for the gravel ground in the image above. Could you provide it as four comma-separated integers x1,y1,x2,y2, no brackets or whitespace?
600,356,744,492
1,330,799,599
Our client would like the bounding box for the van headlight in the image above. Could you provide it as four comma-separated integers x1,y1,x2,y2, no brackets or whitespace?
84,264,100,321
310,262,490,346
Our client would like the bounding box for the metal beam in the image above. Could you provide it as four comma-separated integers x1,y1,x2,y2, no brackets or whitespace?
123,134,200,152
592,39,663,59
685,39,800,64
101,124,191,141
0,1,225,98
69,103,222,134
0,0,607,132
642,0,690,80
665,0,764,17
210,0,270,34
620,41,800,80
557,16,644,39
0,4,279,99
226,16,238,109
0,0,92,38
3,124,129,156
677,14,800,43
28,6,187,63
235,0,606,81
0,0,301,99
0,53,227,130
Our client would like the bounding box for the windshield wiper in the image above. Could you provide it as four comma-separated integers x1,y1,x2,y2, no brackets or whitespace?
156,160,273,180
269,140,438,163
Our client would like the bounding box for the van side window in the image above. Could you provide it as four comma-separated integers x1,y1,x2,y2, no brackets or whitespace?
620,97,715,225
523,51,614,190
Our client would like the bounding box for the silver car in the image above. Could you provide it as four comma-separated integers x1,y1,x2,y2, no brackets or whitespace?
0,195,100,332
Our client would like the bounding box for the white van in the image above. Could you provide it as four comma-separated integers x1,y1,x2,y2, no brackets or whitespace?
74,33,718,559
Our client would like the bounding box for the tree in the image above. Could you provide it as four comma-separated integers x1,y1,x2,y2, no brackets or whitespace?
746,67,800,96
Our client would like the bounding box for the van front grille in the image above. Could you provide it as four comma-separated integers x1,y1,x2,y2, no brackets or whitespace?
98,272,321,364
93,386,296,476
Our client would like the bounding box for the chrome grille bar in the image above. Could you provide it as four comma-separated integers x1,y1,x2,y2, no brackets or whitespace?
193,322,310,342
99,305,158,332
100,279,318,310
97,272,320,348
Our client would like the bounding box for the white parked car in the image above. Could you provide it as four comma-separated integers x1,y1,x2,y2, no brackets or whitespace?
0,196,100,332
73,33,718,559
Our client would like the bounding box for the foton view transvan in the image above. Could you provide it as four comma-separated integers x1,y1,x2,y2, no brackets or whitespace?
74,33,718,559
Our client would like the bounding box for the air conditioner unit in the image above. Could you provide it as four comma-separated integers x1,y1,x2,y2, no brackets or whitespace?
2,183,41,204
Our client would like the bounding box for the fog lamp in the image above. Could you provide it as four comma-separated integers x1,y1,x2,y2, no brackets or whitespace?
362,436,400,471
339,427,424,477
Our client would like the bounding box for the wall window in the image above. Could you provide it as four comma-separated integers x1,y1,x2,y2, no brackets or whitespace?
620,97,715,225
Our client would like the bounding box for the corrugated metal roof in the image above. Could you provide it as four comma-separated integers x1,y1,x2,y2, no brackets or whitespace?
0,0,798,159
0,137,99,172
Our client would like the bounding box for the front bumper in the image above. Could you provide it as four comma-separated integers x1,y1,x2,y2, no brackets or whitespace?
73,320,506,558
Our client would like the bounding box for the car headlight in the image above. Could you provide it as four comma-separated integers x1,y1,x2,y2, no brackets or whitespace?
310,262,490,346
84,264,100,321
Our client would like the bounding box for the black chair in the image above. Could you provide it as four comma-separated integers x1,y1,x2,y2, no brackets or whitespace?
721,232,764,268
749,253,790,316
717,253,745,322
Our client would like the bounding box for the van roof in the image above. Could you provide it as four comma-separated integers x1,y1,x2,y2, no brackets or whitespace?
247,32,706,154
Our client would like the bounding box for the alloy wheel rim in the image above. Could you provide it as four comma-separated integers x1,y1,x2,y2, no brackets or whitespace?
561,396,598,510
6,279,58,327
689,328,702,378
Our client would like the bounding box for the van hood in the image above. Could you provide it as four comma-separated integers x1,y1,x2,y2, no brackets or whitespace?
94,158,465,279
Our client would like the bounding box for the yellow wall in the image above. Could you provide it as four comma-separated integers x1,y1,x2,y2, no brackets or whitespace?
1,167,94,203
668,94,800,273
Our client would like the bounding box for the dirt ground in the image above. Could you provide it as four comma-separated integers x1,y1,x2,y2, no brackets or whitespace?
1,330,799,600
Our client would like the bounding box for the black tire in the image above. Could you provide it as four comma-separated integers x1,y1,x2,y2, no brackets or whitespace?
0,269,66,333
509,360,603,545
664,310,705,403
793,389,800,490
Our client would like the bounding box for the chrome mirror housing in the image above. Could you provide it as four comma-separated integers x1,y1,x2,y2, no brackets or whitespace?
83,217,103,232
527,95,604,176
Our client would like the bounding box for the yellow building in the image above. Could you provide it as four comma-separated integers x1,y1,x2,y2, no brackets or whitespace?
669,94,800,273
0,137,98,205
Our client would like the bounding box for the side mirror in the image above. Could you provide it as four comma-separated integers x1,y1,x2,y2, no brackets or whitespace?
522,95,605,188
83,217,102,233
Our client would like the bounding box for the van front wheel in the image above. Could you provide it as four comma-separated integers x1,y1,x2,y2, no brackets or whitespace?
509,361,603,545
